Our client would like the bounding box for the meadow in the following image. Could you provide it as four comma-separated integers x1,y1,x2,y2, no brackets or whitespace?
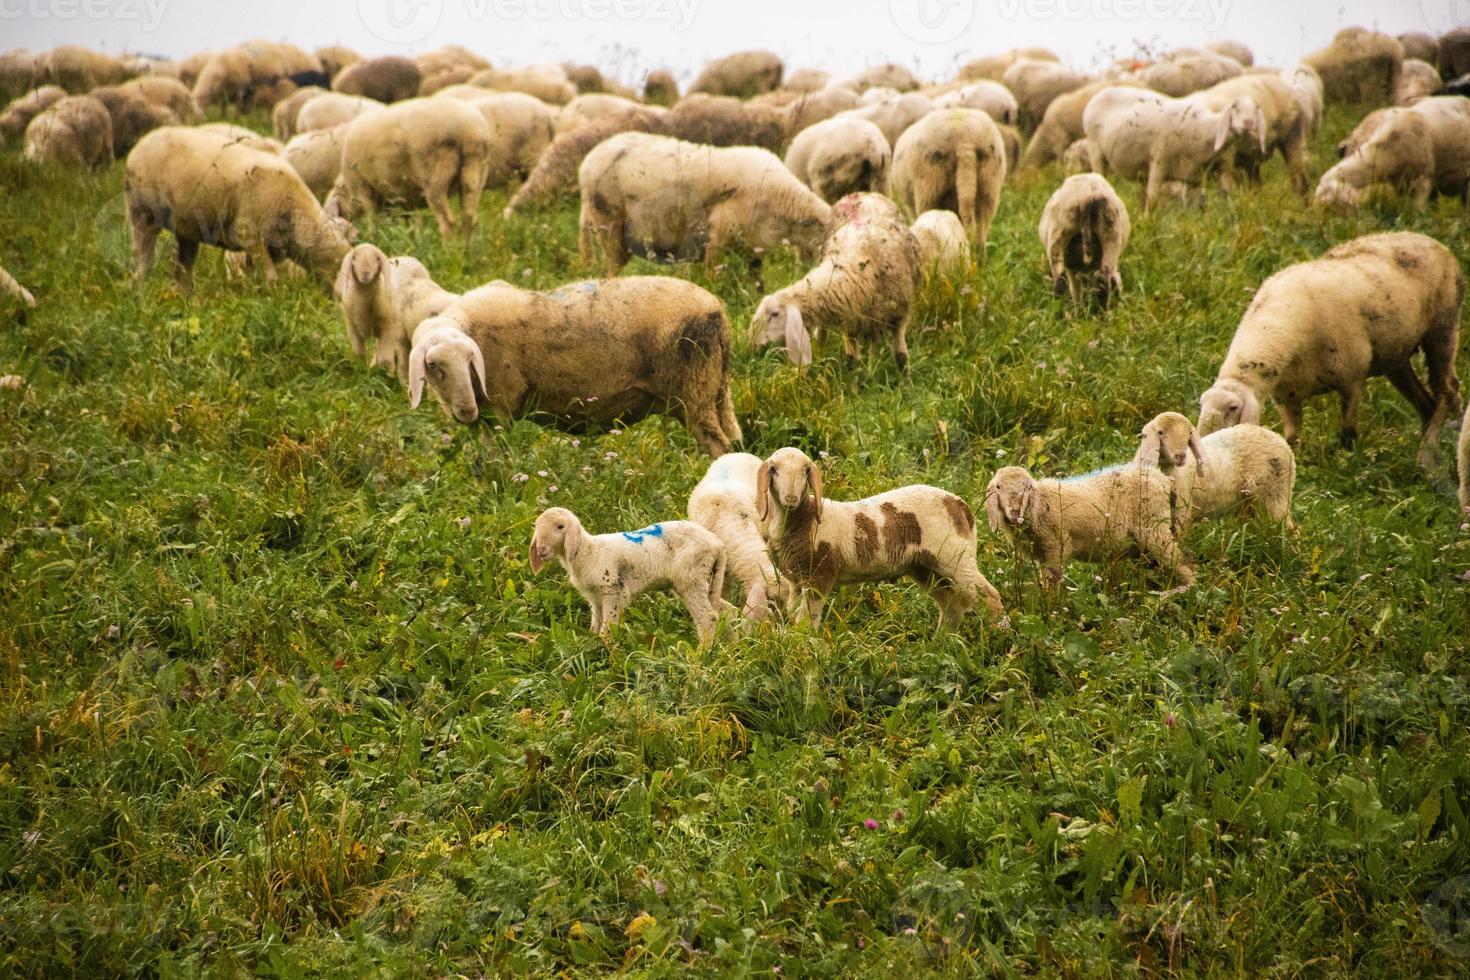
1,99,1468,976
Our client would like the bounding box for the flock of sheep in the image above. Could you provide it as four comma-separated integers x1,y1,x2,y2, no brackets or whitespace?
2,26,1468,642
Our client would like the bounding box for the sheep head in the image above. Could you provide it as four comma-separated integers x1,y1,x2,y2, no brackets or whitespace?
1139,412,1206,475
408,318,486,424
1214,95,1267,154
1197,378,1261,435
755,447,823,525
335,242,387,298
985,466,1036,531
749,295,812,366
530,506,585,573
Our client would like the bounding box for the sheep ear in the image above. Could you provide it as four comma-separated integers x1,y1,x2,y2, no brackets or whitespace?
1240,389,1262,425
784,303,812,367
1188,427,1206,475
529,536,544,574
806,461,823,523
334,251,352,298
408,343,427,408
1137,423,1161,469
1213,110,1232,152
985,486,1006,533
755,461,773,523
563,519,583,564
1255,107,1268,154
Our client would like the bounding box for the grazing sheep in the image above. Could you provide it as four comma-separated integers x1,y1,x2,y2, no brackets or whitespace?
295,92,382,133
1282,63,1325,137
469,64,577,105
1135,412,1295,532
958,47,1059,82
1196,232,1463,467
272,84,327,140
555,92,643,135
119,76,201,123
0,85,65,144
464,91,557,187
0,51,41,102
330,97,492,239
784,68,831,93
1019,79,1139,171
1398,59,1444,103
1003,59,1090,130
1317,97,1470,208
284,126,344,199
336,243,457,382
985,464,1195,590
850,63,921,93
643,68,679,106
415,45,487,80
784,116,891,203
1038,173,1130,307
1304,27,1404,105
1,264,35,307
89,85,180,156
909,209,969,272
332,56,421,103
1443,27,1470,80
37,45,138,93
891,108,1006,250
1198,73,1309,195
1205,40,1254,67
750,193,920,368
409,276,741,456
125,126,353,288
932,80,1018,125
688,452,787,622
577,132,830,277
24,94,112,168
191,41,323,111
530,507,732,644
689,50,783,98
782,84,863,136
757,447,1003,627
1136,48,1243,97
562,62,635,99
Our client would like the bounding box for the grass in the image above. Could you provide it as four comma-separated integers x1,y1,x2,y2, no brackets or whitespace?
1,101,1467,976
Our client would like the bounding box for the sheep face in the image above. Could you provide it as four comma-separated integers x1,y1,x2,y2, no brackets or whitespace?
530,507,584,573
1140,412,1206,474
749,296,812,366
335,243,386,298
755,447,823,523
408,321,486,424
985,467,1035,531
1215,95,1268,154
1197,379,1261,435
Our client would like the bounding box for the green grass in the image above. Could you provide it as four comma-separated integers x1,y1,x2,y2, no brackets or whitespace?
1,102,1468,976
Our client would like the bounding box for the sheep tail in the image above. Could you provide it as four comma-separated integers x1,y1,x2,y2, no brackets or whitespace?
955,148,978,235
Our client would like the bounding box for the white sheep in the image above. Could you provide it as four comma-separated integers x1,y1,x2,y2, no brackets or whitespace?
931,80,1018,125
463,91,557,188
1134,411,1296,532
749,192,920,368
1397,58,1443,104
688,50,784,99
783,115,890,204
336,243,457,383
1196,232,1463,469
1037,172,1130,307
909,209,970,272
330,97,492,239
272,84,327,140
756,447,1005,628
295,92,382,134
985,464,1195,591
24,94,112,168
687,452,788,622
468,64,577,105
1198,73,1309,196
530,507,733,644
1002,59,1090,130
1316,97,1470,209
555,92,643,135
284,125,344,200
891,108,1007,250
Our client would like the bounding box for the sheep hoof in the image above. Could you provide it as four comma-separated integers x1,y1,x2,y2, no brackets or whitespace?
1338,428,1357,450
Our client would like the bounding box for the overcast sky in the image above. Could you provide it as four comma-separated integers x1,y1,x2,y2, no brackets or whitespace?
5,0,1465,85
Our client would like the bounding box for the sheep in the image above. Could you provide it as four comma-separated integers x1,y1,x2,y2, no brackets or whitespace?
1135,48,1243,97
1396,33,1439,67
1398,59,1444,103
335,243,457,382
750,192,920,368
782,85,863,137
37,45,138,93
1198,73,1309,195
577,132,831,278
890,108,1006,250
272,84,327,140
756,447,1004,627
530,507,732,644
1134,411,1295,532
561,62,636,99
0,51,41,102
849,63,921,93
1019,79,1139,171
783,116,890,203
1037,173,1130,308
295,92,382,133
1443,27,1470,80
687,452,787,621
330,97,492,239
89,85,180,156
1282,63,1324,138
125,125,354,289
910,208,970,269
1003,59,1090,131
958,48,1058,83
784,68,831,93
1205,40,1254,67
468,65,577,105
119,76,201,123
284,126,344,199
315,45,361,82
1317,97,1470,208
555,92,643,135
332,56,421,103
985,464,1195,590
0,85,65,145
837,92,933,147
1082,85,1265,212
1304,28,1404,105
1059,138,1091,174
1,263,35,308
643,68,679,106
931,80,1018,125
689,50,783,98
455,92,556,189
191,41,323,112
408,275,741,457
1196,232,1463,468
24,95,112,168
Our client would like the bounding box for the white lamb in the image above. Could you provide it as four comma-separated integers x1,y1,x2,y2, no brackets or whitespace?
687,452,787,623
1134,411,1296,532
335,243,457,383
529,507,733,644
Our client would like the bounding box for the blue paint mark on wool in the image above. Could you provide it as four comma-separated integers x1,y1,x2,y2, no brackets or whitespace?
621,524,664,544
1060,464,1124,483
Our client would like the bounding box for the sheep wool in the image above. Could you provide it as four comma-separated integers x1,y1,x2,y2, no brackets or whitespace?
1037,172,1130,307
687,452,787,622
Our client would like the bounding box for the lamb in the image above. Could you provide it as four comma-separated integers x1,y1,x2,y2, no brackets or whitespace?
1198,73,1309,195
1134,412,1295,532
909,209,969,272
408,275,741,457
1002,59,1090,131
1397,59,1444,103
1,264,35,308
555,92,644,135
119,76,202,123
336,243,457,382
931,80,1018,125
1316,97,1470,208
284,126,345,199
0,85,65,145
783,116,891,203
985,464,1195,590
272,84,327,140
1304,28,1404,105
89,85,180,156
295,92,382,133
577,132,831,277
749,192,920,368
890,108,1006,250
331,56,421,103
1196,232,1463,468
530,507,732,644
468,65,577,105
125,125,354,288
24,94,112,168
756,447,1004,627
1037,172,1130,307
329,97,492,239
463,92,557,188
1019,79,1138,171
689,50,783,98
687,452,787,621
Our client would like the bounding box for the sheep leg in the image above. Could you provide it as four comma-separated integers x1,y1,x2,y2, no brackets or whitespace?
688,403,731,458
717,384,742,447
130,220,161,284
597,592,628,636
741,580,769,623
247,242,278,285
1284,133,1309,197
1137,527,1196,591
677,584,719,645
174,238,200,291
893,317,909,371
457,160,487,241
1382,360,1436,423
598,223,627,278
1337,382,1364,450
1143,160,1163,215
1278,397,1304,450
1422,317,1464,420
586,594,603,634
